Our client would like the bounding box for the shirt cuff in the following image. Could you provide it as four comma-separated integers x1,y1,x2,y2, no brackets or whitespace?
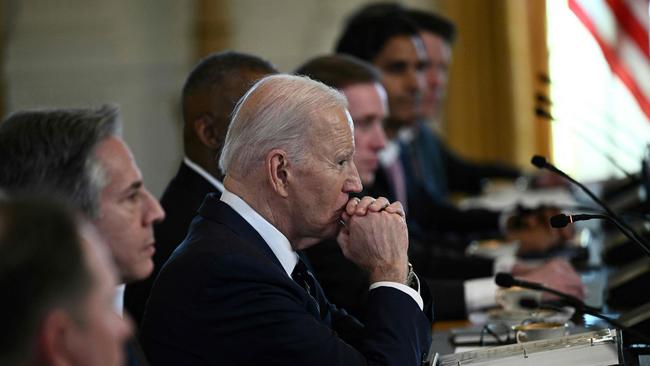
464,277,498,312
498,209,514,236
369,281,424,310
493,255,516,275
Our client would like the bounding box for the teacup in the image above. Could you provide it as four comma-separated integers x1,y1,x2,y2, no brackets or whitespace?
513,322,568,343
495,286,542,311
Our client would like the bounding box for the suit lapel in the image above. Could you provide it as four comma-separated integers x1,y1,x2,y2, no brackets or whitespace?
197,194,285,272
198,195,331,324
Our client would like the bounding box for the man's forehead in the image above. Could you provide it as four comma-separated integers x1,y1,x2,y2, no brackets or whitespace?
380,35,418,54
344,83,386,116
344,109,354,133
412,36,428,61
311,107,354,148
95,136,142,191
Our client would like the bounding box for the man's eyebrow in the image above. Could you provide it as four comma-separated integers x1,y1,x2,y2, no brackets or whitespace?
125,181,143,192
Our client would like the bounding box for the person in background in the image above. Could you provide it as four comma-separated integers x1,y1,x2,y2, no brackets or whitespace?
407,7,563,197
335,2,571,255
125,51,277,326
0,105,165,365
0,195,131,366
297,54,584,320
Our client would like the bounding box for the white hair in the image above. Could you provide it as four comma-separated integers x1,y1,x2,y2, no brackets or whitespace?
219,74,348,177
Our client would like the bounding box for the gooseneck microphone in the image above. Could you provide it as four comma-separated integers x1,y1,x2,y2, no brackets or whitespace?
495,272,599,313
531,156,650,256
550,213,646,254
549,213,608,228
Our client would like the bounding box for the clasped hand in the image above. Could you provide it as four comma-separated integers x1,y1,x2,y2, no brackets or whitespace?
337,196,409,284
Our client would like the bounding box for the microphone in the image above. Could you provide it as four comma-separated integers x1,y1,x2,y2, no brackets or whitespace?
550,213,646,252
495,272,598,312
549,213,608,228
535,92,552,106
531,156,650,256
537,72,551,85
534,106,554,120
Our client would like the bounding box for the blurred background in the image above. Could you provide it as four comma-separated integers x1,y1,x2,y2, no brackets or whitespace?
1,0,648,196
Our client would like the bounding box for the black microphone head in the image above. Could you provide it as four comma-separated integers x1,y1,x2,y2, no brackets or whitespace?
495,272,515,288
531,155,548,169
519,297,540,310
538,73,551,84
535,93,552,105
534,106,554,120
550,214,571,228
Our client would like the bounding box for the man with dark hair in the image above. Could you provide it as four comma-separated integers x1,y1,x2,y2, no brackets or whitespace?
406,8,526,199
336,3,570,255
297,54,584,320
125,51,277,325
336,3,425,132
0,105,165,286
0,196,131,366
405,8,456,122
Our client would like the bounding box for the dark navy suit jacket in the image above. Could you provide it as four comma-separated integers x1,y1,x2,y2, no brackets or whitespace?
140,194,432,365
407,121,521,203
125,162,219,326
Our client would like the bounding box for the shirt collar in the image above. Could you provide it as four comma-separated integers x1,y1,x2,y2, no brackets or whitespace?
379,140,401,166
220,189,297,277
397,126,416,143
183,157,224,192
114,284,125,315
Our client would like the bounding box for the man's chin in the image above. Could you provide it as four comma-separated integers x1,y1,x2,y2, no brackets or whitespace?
124,260,154,284
294,237,323,250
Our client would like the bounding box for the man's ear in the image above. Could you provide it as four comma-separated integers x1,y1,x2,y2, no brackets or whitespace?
266,149,291,198
38,309,76,366
193,114,221,150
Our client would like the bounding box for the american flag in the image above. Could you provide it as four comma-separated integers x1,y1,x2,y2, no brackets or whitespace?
569,0,650,120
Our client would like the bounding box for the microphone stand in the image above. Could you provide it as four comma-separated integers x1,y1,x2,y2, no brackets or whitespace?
531,156,650,256
550,213,646,256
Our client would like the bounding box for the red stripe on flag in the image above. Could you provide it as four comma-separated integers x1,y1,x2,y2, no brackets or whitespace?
569,0,650,120
606,0,650,60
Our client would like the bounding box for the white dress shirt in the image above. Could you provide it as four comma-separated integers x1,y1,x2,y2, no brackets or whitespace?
114,284,125,315
220,189,423,310
183,157,224,192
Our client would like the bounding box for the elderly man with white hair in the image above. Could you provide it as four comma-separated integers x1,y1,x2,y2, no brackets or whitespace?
141,74,432,365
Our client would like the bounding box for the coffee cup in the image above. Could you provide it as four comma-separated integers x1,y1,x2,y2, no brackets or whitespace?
495,286,542,311
513,322,568,343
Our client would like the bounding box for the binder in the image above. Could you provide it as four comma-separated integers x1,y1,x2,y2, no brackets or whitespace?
438,329,620,366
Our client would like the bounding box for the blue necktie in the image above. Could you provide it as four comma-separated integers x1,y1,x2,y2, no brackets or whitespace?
292,259,330,325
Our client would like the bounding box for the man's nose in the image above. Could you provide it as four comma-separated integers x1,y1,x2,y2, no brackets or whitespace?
344,161,363,193
143,189,165,225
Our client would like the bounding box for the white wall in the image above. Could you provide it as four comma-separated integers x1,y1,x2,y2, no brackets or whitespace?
6,0,194,196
